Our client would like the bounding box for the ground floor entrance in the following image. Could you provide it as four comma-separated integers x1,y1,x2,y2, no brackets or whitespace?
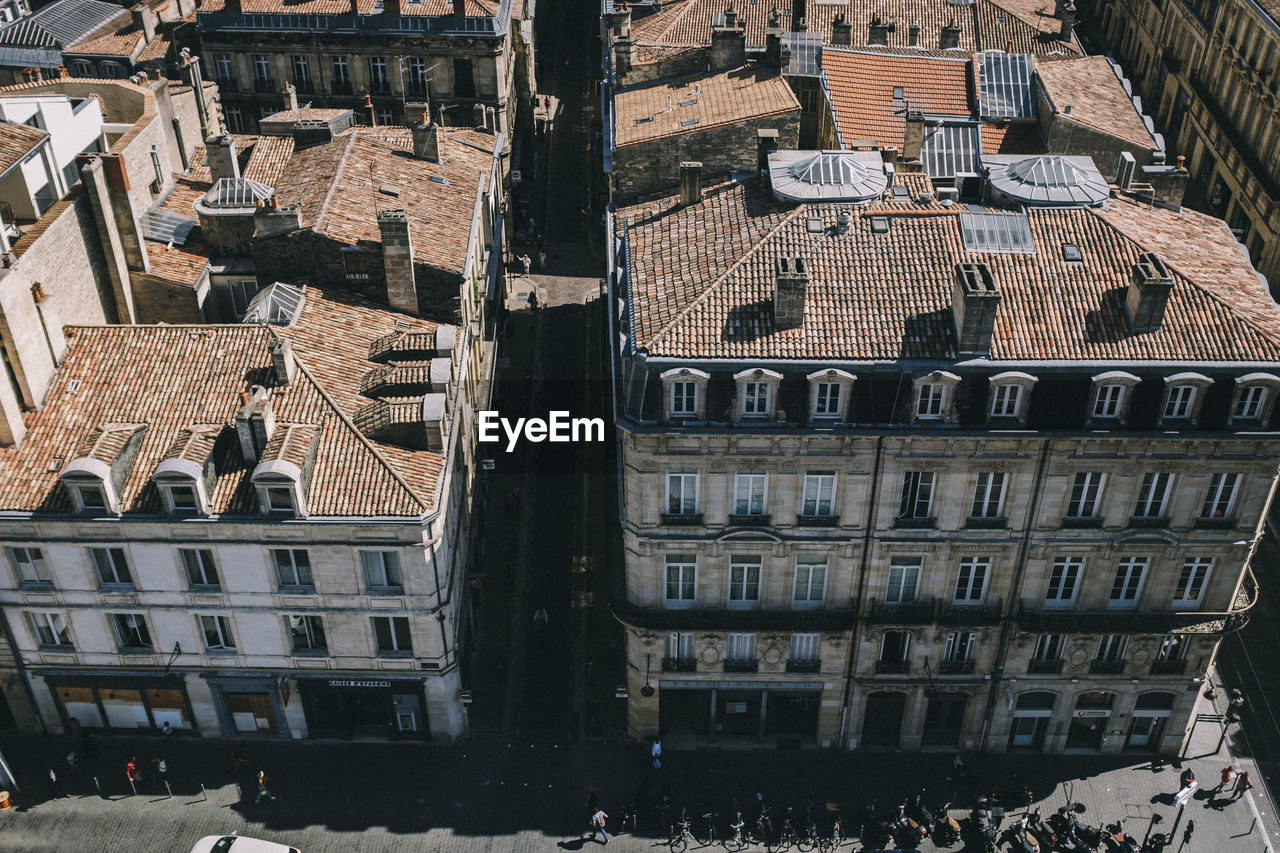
44,673,196,734
297,677,428,740
657,680,823,743
861,692,906,748
1065,692,1114,751
206,675,290,738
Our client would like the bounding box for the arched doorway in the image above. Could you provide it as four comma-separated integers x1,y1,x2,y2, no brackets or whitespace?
1009,691,1055,750
1065,691,1114,750
922,693,968,747
1127,692,1176,750
862,692,906,748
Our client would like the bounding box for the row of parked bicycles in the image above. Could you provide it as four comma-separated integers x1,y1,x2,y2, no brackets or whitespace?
626,785,1166,853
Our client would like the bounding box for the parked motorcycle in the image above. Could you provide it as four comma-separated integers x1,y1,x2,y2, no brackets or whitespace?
1105,817,1140,853
1051,806,1104,852
968,796,1004,853
932,800,962,847
906,791,933,841
1012,813,1042,853
1028,806,1058,849
896,798,928,844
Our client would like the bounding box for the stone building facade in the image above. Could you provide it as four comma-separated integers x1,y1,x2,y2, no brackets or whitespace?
1082,0,1280,287
607,153,1272,754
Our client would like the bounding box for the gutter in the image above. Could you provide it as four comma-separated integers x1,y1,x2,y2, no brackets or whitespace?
838,433,883,749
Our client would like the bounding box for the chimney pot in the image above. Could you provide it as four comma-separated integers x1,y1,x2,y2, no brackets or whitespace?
1116,150,1136,189
206,135,240,182
1059,1,1076,41
831,14,852,46
614,37,635,77
680,161,703,206
378,209,419,315
774,257,809,329
952,263,1001,354
235,385,274,461
413,118,443,162
1126,252,1174,333
940,21,960,50
270,338,296,385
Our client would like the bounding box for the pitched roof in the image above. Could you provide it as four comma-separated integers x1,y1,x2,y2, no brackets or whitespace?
975,0,1082,59
822,48,970,148
1036,54,1159,150
613,65,800,147
198,0,496,16
980,120,1046,155
259,107,351,124
0,118,47,175
617,178,1280,363
64,24,143,58
0,0,126,48
271,126,495,276
0,287,446,516
185,133,295,186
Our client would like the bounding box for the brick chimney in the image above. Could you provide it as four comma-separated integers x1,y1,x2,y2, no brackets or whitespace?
679,161,703,206
235,385,275,461
614,37,634,77
765,32,790,69
940,20,960,49
384,0,401,14
453,0,465,16
1126,252,1174,333
903,111,924,162
869,17,890,46
711,17,746,70
1059,1,1076,41
756,128,779,175
378,209,419,315
790,0,806,32
831,14,851,46
909,23,920,46
282,81,298,112
412,115,442,162
131,4,158,41
270,338,296,385
952,263,1001,354
774,257,808,330
206,135,240,182
1139,158,1190,208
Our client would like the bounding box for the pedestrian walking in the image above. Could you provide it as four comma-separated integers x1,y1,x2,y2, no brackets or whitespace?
254,770,276,804
1178,766,1196,791
47,769,64,800
591,806,610,843
651,737,662,769
125,756,140,785
153,755,168,780
519,254,532,275
1231,770,1253,800
1214,766,1232,793
538,248,547,271
65,751,82,776
161,720,174,736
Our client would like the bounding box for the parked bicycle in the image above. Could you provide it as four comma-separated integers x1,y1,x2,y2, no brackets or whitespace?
671,804,696,853
817,805,841,853
728,801,747,851
699,801,721,846
775,805,801,850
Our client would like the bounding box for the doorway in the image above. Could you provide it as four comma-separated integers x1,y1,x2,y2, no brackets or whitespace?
1065,691,1114,751
1127,693,1174,750
862,693,906,748
922,693,967,747
659,688,708,736
1009,691,1054,750
766,692,819,737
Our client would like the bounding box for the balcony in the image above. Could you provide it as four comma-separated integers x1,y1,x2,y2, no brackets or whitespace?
293,79,314,94
369,80,392,95
331,79,353,95
939,601,1003,626
1060,516,1103,529
661,513,703,526
724,658,758,673
894,516,936,529
1089,659,1126,675
663,657,696,673
1150,659,1188,676
1194,516,1237,530
796,514,839,527
1026,659,1064,674
728,513,772,527
610,598,857,633
866,598,936,625
786,659,821,674
964,516,1008,530
253,77,275,93
939,660,975,675
875,660,910,675
1128,516,1171,529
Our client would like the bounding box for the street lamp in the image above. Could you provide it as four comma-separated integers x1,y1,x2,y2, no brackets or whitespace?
640,654,654,697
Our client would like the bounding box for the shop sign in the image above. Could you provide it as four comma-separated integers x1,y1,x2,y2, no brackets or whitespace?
459,689,473,705
1074,709,1111,718
329,680,392,688
724,702,747,714
615,685,628,699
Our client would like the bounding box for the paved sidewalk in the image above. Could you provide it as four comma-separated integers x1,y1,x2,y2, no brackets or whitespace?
0,731,1277,852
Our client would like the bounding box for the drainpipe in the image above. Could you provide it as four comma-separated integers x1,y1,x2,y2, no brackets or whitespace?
838,433,884,749
0,609,47,734
976,436,1052,752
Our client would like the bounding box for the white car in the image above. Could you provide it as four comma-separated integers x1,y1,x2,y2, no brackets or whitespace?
187,833,300,853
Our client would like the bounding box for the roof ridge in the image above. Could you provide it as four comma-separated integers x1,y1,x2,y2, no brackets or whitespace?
647,192,803,352
266,322,430,514
312,131,357,235
650,0,696,46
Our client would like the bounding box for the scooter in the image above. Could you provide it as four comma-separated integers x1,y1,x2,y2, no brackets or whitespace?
860,799,896,850
1105,817,1140,853
1012,813,1042,853
896,797,929,843
1028,807,1058,849
907,791,933,840
968,796,1003,853
932,800,962,847
1051,806,1103,852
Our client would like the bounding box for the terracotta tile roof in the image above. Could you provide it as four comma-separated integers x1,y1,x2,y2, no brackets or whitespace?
0,119,46,175
66,25,143,58
272,126,494,276
614,65,799,147
199,0,495,15
822,49,970,149
259,107,351,124
980,120,1045,154
145,238,209,285
0,287,445,515
136,31,171,63
1036,54,1158,150
617,180,1280,362
975,0,1082,59
242,134,295,186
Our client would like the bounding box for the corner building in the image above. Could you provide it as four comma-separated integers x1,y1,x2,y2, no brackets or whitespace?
608,154,1272,753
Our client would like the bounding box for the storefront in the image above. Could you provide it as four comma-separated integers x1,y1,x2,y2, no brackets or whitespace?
206,674,291,739
1009,691,1055,751
44,673,197,733
658,680,824,742
1065,691,1114,751
296,677,428,740
1127,692,1176,750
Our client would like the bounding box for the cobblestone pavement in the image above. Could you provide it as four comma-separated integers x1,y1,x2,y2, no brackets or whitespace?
0,725,1276,852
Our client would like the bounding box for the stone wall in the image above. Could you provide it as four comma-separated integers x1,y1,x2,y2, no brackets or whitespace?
132,271,206,324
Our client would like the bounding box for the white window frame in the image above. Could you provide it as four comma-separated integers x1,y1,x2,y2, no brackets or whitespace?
733,472,767,516
199,614,236,651
664,556,696,609
273,549,314,589
726,632,756,662
74,482,108,512
180,548,220,589
1093,384,1124,418
1235,384,1267,419
229,279,264,319
899,471,935,519
286,614,327,653
1044,557,1082,609
1032,633,1066,661
742,381,770,417
879,631,910,664
360,550,404,591
727,556,762,609
991,383,1022,417
789,632,819,662
10,546,50,586
800,472,836,517
1108,558,1147,610
372,615,413,654
27,611,70,647
664,631,694,662
1173,558,1212,610
1157,634,1189,662
1066,472,1105,519
661,367,709,421
813,382,842,419
252,54,272,83
1200,473,1240,520
110,613,152,650
90,547,132,587
1133,472,1173,519
953,557,990,604
1163,385,1195,419
792,557,827,608
916,382,944,419
886,558,921,603
670,381,697,417
1088,371,1139,424
213,54,234,82
1229,374,1280,424
970,472,1006,518
1096,633,1128,662
943,631,976,662
264,484,296,515
665,471,699,516
162,482,201,515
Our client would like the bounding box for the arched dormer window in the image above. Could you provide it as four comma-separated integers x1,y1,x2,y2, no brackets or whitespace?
733,368,783,422
60,459,116,515
911,370,960,424
252,461,306,518
807,369,855,422
152,424,221,516
1229,373,1280,426
59,423,147,516
1159,373,1212,426
988,371,1037,424
660,367,710,422
1087,371,1140,425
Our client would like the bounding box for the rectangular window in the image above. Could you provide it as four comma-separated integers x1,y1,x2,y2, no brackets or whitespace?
665,472,698,515
214,54,235,83
368,56,389,93
1235,385,1267,419
793,557,827,606
407,57,430,96
287,614,327,652
970,472,1006,518
733,472,766,516
801,472,836,517
991,383,1022,417
180,549,220,588
1174,558,1212,609
27,612,70,647
670,381,697,416
224,105,243,134
111,613,152,650
1066,472,1105,518
10,546,50,585
1093,384,1124,418
291,55,312,91
1133,472,1172,518
1109,558,1147,610
1045,557,1081,608
166,484,199,514
91,547,132,587
917,383,944,418
879,631,910,664
899,471,935,519
742,381,770,416
330,55,351,91
664,556,696,608
453,57,475,98
1096,634,1128,661
727,632,755,661
1157,634,1189,662
372,616,412,653
790,632,819,661
1200,473,1240,519
273,549,314,588
886,558,921,603
76,483,107,511
728,556,762,608
252,54,272,89
199,614,235,651
953,558,989,604
342,249,370,281
360,551,403,591
664,631,693,661
813,382,841,418
944,631,976,661
265,486,295,514
1032,633,1065,661
1164,385,1196,419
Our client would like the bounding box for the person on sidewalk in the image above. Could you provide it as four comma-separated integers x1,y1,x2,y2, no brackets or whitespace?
1178,767,1196,791
651,737,662,769
161,721,174,736
153,755,168,782
65,751,81,777
519,254,532,276
254,770,276,804
125,757,140,786
527,289,539,311
591,806,610,844
47,768,64,800
1214,766,1232,793
1231,770,1253,800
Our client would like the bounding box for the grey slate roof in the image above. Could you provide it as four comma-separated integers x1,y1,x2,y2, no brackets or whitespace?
0,0,123,48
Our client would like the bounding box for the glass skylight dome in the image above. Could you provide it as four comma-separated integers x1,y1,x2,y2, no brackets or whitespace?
984,154,1110,207
768,150,889,202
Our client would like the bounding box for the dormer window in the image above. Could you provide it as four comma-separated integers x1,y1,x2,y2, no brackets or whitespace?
1164,386,1194,419
60,423,146,516
661,367,709,422
911,371,960,424
807,369,855,422
671,382,697,416
1229,373,1280,425
917,383,944,419
153,428,221,517
988,371,1037,424
166,485,199,514
1159,373,1211,425
733,368,783,422
1235,385,1266,419
76,483,107,512
743,382,770,416
264,484,297,515
1087,371,1140,425
1093,385,1124,418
